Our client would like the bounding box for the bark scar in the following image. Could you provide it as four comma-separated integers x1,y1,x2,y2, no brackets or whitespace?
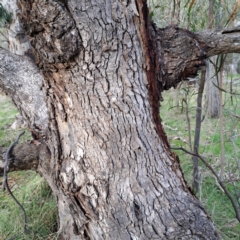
135,0,169,148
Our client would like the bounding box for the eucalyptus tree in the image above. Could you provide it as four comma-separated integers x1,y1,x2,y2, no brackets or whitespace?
1,0,240,239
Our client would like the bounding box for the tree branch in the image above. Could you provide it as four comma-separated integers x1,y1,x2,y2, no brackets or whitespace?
0,142,50,174
196,26,240,57
171,147,240,222
156,25,240,90
0,47,48,137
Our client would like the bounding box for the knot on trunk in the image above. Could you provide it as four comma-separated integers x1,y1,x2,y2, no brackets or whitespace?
158,26,206,90
18,0,81,66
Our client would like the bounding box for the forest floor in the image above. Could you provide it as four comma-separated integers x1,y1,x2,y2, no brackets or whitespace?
0,75,240,240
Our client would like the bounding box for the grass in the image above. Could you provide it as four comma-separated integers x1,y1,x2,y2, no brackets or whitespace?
0,95,57,240
161,80,240,239
0,95,31,146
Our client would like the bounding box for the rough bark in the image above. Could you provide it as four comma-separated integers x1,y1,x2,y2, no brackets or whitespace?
197,27,240,57
0,47,48,136
158,26,240,90
158,26,206,90
16,0,218,239
2,0,240,239
0,0,31,54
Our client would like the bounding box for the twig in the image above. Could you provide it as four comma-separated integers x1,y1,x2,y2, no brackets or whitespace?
2,131,25,190
171,146,240,222
222,178,240,183
2,131,32,239
230,136,240,175
192,65,206,193
231,114,240,119
162,123,178,131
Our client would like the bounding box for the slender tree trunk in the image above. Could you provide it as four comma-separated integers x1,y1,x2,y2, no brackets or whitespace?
171,0,181,25
205,57,220,118
207,0,214,29
219,59,225,181
192,0,213,193
205,0,220,119
192,65,206,193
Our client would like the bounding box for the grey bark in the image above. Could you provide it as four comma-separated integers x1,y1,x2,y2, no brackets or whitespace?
0,47,48,136
20,0,215,237
2,0,240,239
0,0,31,54
202,0,219,119
197,27,240,57
205,57,220,118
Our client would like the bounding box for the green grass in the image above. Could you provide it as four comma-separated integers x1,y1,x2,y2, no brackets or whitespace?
0,95,57,240
161,81,240,239
0,172,58,239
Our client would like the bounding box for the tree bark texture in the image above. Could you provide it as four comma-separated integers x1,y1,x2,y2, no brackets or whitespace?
16,0,216,239
205,57,220,118
0,47,48,134
3,0,240,239
0,0,31,54
158,26,240,90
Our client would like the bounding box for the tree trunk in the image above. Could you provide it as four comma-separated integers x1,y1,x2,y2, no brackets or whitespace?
192,65,206,193
3,0,240,239
205,56,220,118
204,0,220,119
16,0,218,238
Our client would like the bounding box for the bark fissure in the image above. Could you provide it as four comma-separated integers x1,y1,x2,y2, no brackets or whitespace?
135,1,165,144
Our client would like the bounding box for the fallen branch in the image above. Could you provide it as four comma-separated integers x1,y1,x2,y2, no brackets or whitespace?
2,132,31,240
0,142,50,174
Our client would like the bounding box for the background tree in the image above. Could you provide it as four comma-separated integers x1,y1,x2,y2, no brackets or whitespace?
205,1,239,118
